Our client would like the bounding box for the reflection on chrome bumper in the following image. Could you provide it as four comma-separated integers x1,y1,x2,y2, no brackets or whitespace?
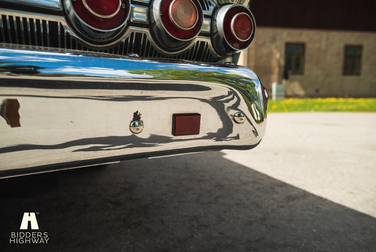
0,48,267,178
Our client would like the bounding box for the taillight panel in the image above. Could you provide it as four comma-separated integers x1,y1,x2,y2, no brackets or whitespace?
62,0,255,60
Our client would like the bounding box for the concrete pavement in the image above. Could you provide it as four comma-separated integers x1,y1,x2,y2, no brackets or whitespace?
0,112,375,251
223,112,376,217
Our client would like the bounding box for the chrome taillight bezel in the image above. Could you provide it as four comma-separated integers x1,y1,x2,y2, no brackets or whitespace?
63,0,131,41
150,0,203,50
212,4,256,56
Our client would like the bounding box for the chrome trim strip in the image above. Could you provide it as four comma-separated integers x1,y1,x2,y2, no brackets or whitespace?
132,0,150,4
217,0,253,6
0,48,266,174
217,0,239,4
1,0,62,10
200,18,211,35
0,161,121,179
130,5,149,24
0,9,66,25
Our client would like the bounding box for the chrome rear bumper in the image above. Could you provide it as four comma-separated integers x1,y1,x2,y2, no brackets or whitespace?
0,48,267,178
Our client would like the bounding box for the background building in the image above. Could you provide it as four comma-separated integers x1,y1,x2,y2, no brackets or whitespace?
245,0,376,98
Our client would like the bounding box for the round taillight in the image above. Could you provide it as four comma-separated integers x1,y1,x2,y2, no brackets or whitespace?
71,0,129,30
159,0,203,40
170,0,198,30
150,0,203,50
231,13,253,41
212,4,256,55
223,6,255,49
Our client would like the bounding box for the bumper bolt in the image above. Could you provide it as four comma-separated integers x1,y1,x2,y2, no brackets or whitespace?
233,112,245,124
129,111,144,134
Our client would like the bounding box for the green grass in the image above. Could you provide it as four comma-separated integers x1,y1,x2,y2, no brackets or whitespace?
268,98,376,112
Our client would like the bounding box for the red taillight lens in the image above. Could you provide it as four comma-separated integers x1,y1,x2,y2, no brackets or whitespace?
223,6,255,49
170,0,198,30
160,0,202,40
84,0,120,18
231,13,253,41
72,0,128,30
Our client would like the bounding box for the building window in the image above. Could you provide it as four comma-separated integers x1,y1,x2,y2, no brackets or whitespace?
285,43,305,75
343,45,362,75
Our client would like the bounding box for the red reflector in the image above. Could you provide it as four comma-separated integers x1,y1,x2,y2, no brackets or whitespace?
173,114,200,136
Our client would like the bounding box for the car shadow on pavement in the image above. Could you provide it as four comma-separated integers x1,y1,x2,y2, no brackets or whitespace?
0,151,375,252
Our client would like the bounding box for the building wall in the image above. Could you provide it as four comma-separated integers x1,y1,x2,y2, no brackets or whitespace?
247,27,376,97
